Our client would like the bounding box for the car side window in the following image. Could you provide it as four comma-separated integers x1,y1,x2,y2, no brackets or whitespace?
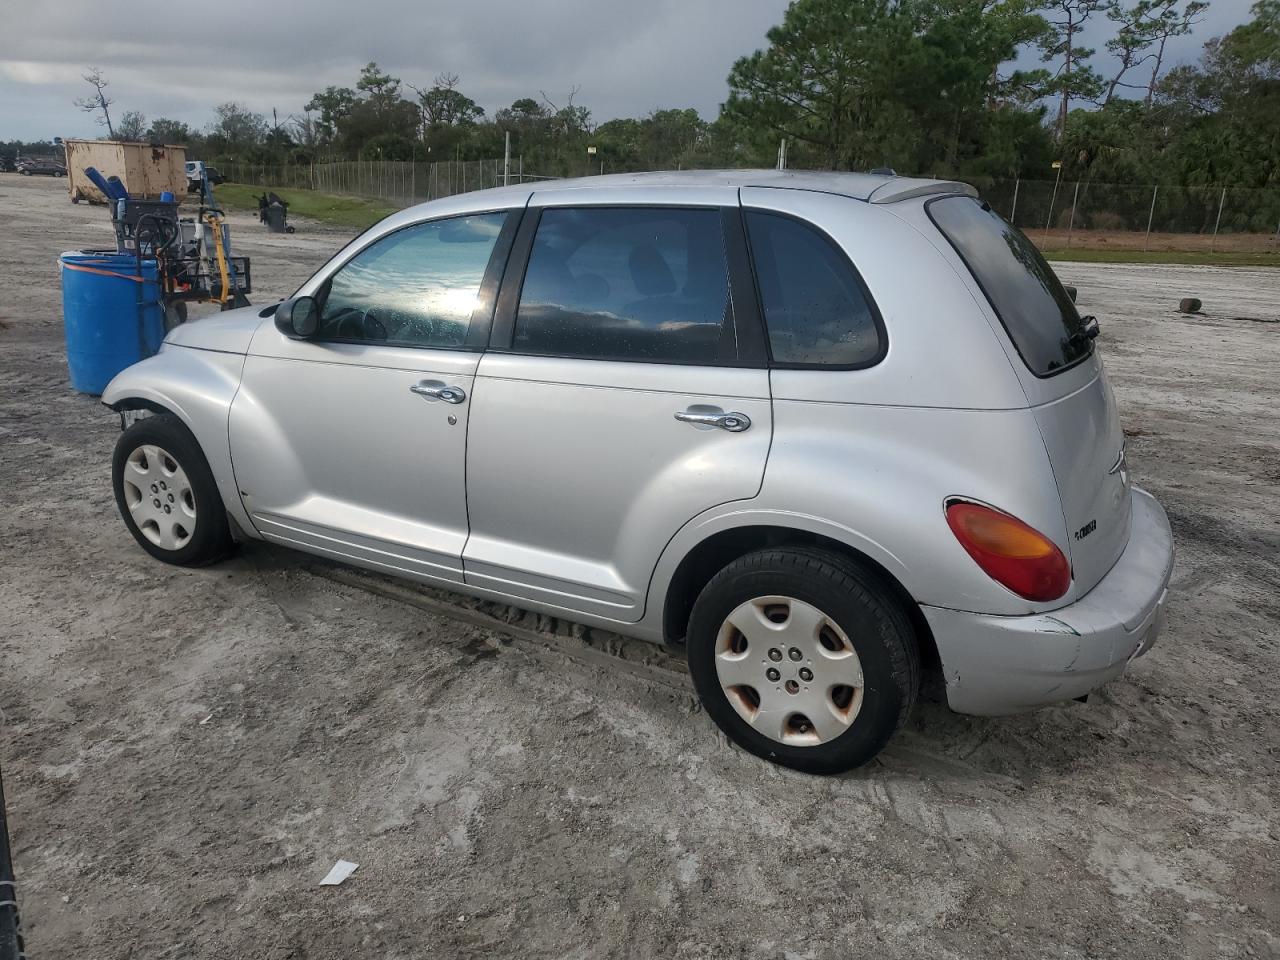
744,211,883,367
317,212,508,348
513,207,735,364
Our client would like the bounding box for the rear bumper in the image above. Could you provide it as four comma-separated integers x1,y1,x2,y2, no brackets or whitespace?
921,486,1173,716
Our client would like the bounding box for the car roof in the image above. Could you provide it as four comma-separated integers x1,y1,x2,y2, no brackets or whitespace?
453,169,976,206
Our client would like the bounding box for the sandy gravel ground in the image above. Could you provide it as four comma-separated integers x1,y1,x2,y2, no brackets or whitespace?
1,173,1277,959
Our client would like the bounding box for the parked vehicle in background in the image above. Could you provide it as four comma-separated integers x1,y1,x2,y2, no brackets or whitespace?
185,161,226,192
0,155,16,173
17,157,65,177
100,170,1174,774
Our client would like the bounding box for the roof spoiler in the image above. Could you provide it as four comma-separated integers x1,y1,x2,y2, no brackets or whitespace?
868,179,978,204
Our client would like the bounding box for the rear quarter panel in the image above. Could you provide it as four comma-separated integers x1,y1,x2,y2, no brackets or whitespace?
641,400,1075,628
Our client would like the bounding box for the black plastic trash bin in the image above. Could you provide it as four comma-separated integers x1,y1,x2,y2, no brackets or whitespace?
264,204,287,234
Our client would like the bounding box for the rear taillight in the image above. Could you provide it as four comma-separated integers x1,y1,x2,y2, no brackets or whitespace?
945,500,1071,602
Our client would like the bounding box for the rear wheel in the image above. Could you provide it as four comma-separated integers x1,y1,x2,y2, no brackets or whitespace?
686,548,919,774
112,415,233,566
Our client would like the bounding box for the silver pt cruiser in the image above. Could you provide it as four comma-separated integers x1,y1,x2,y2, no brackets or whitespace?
102,170,1174,774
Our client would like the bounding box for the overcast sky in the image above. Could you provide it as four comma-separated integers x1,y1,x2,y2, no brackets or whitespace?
0,0,1256,143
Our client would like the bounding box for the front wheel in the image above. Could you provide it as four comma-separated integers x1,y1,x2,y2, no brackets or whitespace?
686,548,920,774
112,414,234,566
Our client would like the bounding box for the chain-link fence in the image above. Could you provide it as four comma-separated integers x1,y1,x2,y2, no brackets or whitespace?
218,158,556,208
218,161,1280,253
980,178,1280,253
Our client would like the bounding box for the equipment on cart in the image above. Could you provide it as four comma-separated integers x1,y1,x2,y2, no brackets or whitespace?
59,163,254,394
83,163,252,322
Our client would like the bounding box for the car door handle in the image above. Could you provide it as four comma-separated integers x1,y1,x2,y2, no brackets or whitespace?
410,380,467,404
674,408,751,432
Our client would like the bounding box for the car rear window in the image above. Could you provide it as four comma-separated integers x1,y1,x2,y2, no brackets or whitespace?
927,195,1091,376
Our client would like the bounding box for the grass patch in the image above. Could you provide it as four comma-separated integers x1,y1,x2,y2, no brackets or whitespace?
1041,247,1279,267
215,183,399,230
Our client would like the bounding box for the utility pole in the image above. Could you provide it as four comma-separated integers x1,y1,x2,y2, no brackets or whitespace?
776,138,788,171
503,131,511,187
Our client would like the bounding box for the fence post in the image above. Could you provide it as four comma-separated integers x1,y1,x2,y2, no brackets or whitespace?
1044,163,1064,243
1144,183,1158,252
1066,181,1080,248
1211,187,1226,252
1009,178,1020,225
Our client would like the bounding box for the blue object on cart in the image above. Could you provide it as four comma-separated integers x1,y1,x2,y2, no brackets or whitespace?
83,165,115,199
58,253,165,395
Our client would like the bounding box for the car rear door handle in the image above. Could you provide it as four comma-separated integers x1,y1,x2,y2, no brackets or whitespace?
674,408,751,432
410,380,466,404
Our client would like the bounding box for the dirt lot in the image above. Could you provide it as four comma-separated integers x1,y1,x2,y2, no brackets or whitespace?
1036,227,1280,256
1,173,1278,959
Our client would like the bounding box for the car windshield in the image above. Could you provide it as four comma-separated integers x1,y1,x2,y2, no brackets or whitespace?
927,195,1091,376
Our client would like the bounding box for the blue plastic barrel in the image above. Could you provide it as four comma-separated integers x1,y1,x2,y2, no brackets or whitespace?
59,253,165,395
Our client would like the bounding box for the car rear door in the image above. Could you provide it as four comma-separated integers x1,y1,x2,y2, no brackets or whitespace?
229,210,517,584
462,187,772,622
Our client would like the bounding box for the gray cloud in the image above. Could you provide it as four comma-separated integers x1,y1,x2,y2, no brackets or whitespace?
0,0,1256,142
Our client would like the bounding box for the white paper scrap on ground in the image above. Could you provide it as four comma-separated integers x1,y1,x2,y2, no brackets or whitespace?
319,859,359,886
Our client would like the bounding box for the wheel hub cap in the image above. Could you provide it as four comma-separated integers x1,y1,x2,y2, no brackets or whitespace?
714,595,864,747
122,444,196,550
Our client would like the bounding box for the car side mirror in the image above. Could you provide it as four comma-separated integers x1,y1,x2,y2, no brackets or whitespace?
1064,284,1078,303
275,296,319,339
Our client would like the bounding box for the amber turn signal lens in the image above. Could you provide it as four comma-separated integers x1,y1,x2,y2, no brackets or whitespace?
945,501,1071,602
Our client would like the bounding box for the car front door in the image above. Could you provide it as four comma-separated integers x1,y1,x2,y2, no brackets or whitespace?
463,190,773,622
229,210,517,584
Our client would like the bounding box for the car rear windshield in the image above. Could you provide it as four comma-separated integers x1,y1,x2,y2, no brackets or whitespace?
927,195,1091,377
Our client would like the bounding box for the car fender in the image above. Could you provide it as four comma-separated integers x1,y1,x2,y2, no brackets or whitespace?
101,346,257,537
637,504,910,639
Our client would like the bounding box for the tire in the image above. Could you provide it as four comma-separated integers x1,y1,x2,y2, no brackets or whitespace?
686,547,920,775
112,414,234,567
